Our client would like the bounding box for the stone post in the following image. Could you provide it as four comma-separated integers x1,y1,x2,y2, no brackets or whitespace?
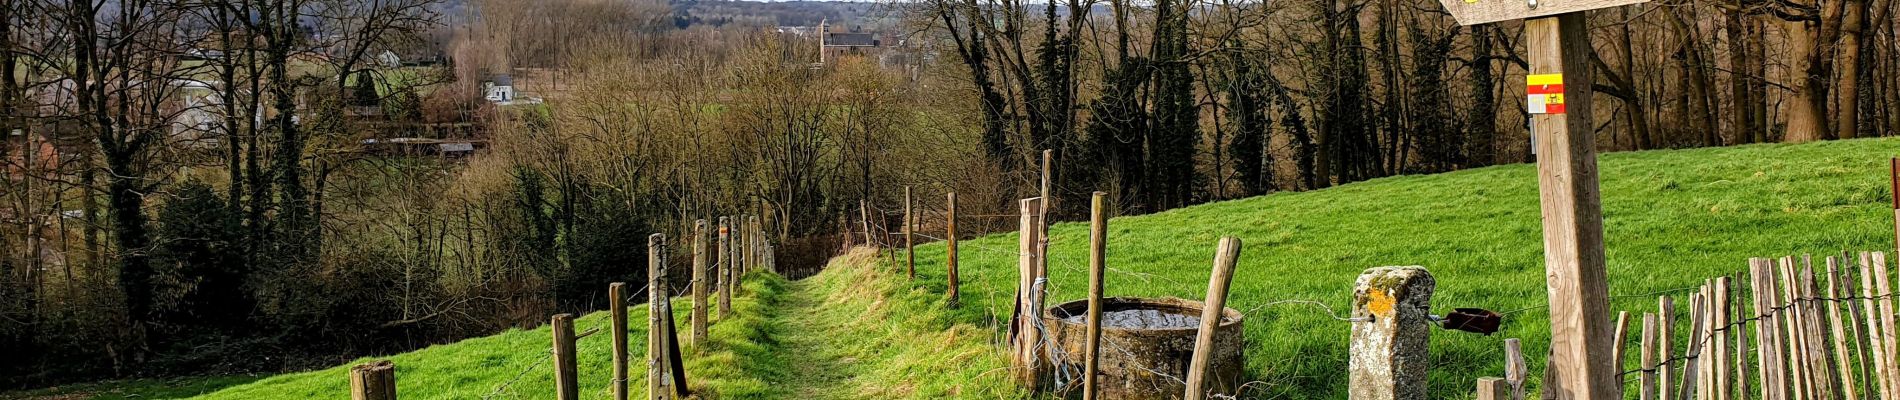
1349,266,1435,400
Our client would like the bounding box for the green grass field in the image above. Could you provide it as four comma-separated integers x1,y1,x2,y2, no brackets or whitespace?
897,137,1900,398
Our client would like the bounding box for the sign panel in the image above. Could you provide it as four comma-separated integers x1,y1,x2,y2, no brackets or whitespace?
1526,74,1566,114
1437,0,1650,25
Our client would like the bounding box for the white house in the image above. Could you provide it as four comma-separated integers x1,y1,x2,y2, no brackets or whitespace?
483,75,515,103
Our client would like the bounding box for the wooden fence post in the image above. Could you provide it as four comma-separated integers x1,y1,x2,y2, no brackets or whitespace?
1010,197,1045,389
946,191,960,306
1658,296,1675,400
1611,311,1630,373
552,313,578,400
1184,237,1242,400
692,219,708,345
349,360,396,400
750,215,762,275
1504,339,1527,400
1346,266,1433,400
1750,257,1786,400
1083,191,1107,400
859,200,874,248
610,282,630,400
718,218,732,317
647,233,668,400
1640,312,1657,400
1477,377,1509,400
905,186,914,279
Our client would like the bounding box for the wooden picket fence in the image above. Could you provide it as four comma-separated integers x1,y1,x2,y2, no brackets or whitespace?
345,214,777,400
1482,251,1900,400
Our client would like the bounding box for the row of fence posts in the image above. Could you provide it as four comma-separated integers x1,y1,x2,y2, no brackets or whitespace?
1470,251,1900,400
343,214,776,400
866,186,1251,399
853,149,1271,400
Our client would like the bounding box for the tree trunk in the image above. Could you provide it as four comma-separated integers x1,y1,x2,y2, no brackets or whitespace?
1835,0,1867,139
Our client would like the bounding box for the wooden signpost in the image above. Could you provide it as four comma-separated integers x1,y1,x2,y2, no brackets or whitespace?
1435,1,1649,398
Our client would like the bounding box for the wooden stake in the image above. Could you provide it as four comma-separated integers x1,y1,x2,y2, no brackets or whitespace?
1526,12,1617,399
1480,377,1511,400
691,219,708,345
349,360,396,400
1083,192,1107,400
1659,296,1675,400
1863,252,1894,400
1506,338,1528,400
1612,311,1631,372
905,186,914,279
647,234,668,400
1712,277,1731,400
610,282,630,400
1678,293,1703,400
1751,257,1787,400
1827,258,1860,400
1801,257,1835,400
1875,252,1900,400
947,192,960,306
1641,313,1658,400
1184,237,1242,400
552,313,578,400
860,200,874,247
718,218,732,317
1009,197,1044,388
1775,258,1807,400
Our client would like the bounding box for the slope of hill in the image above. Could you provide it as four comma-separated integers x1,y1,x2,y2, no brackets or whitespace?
16,138,1898,399
899,137,1900,398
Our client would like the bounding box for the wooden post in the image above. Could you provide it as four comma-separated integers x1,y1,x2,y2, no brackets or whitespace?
1611,311,1631,372
1712,277,1731,400
905,186,914,279
1826,258,1860,400
860,200,874,248
1083,192,1107,400
1184,237,1242,400
1874,252,1900,400
1891,158,1898,254
1640,313,1658,400
691,219,708,345
1523,11,1619,400
552,313,578,400
646,234,669,400
1678,293,1705,400
718,218,732,317
1658,296,1675,400
1347,266,1434,400
1752,257,1787,400
1505,339,1527,400
349,360,396,400
1037,150,1051,297
1009,197,1045,388
947,191,960,306
1478,377,1511,400
751,215,762,276
610,283,630,400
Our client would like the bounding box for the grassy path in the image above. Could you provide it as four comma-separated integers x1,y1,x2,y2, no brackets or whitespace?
736,249,1030,400
765,278,854,398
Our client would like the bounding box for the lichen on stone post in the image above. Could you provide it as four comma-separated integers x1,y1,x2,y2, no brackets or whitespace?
1349,266,1435,400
